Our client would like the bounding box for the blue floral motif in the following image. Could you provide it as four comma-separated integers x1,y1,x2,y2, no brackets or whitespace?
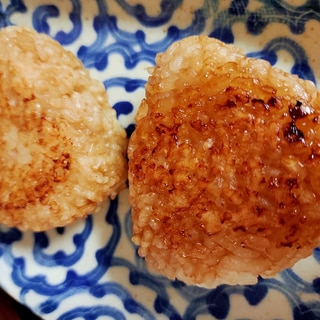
0,0,26,27
114,0,183,27
243,282,268,305
32,0,82,45
246,0,320,35
103,78,146,93
32,5,60,34
313,247,320,263
1,0,320,319
208,0,320,41
113,101,134,118
293,304,318,320
0,228,22,246
32,217,92,267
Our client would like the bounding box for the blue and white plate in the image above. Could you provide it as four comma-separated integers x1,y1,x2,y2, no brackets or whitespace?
1,1,320,319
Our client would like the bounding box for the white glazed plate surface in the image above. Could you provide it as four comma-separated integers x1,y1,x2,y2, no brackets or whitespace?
1,1,320,319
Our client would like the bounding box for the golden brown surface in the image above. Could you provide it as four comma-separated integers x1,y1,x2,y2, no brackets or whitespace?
0,26,127,231
128,35,320,287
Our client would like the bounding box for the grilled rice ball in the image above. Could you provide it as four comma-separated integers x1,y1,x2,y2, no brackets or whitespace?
0,26,127,231
128,35,320,288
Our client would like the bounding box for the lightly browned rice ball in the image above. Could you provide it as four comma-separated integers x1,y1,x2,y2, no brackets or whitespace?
0,26,128,231
128,35,320,288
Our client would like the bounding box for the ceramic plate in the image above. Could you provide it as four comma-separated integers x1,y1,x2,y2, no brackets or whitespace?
1,0,320,319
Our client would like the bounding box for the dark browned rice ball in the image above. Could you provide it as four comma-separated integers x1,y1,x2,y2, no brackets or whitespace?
128,35,320,288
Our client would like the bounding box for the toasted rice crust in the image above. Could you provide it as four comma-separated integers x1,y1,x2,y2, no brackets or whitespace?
128,35,320,287
0,26,127,231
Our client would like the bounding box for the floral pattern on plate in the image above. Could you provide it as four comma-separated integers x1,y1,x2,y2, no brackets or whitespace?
1,0,320,319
